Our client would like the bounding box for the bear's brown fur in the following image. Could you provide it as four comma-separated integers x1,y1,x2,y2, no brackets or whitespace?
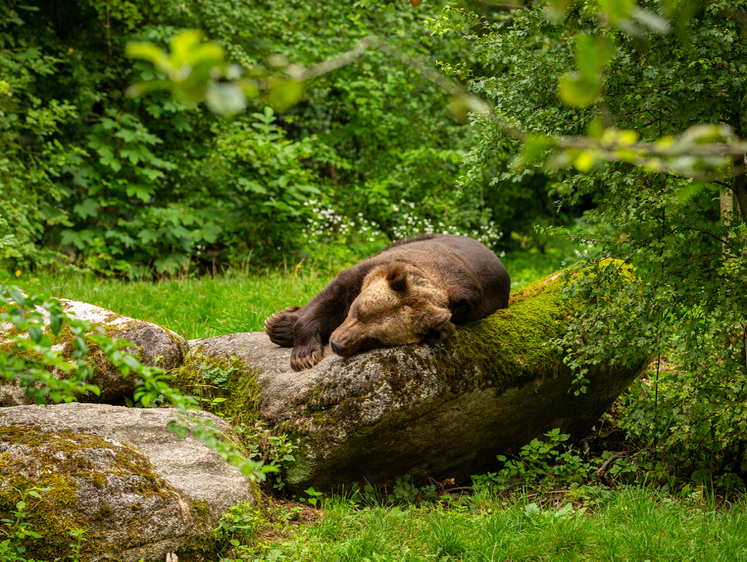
265,234,510,371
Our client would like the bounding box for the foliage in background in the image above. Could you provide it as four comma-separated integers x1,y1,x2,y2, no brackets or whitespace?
431,0,747,486
0,0,554,276
0,4,79,271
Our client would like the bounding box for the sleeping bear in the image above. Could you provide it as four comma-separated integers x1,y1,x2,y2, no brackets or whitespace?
264,234,511,371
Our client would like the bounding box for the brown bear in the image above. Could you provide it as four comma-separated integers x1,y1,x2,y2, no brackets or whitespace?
264,234,510,371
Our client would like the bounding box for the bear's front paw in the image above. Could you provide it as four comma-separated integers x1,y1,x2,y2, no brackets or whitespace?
426,319,456,343
290,342,325,371
265,306,301,347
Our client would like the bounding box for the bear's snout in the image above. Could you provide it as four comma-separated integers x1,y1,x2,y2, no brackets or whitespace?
329,333,361,358
330,337,345,355
330,319,366,358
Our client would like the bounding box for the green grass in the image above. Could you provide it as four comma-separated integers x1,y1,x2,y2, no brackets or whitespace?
20,267,333,340
232,487,747,562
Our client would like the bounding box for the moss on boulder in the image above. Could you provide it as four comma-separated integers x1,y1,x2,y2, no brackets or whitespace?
167,352,261,428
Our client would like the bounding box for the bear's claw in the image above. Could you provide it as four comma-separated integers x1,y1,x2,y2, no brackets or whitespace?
290,345,324,371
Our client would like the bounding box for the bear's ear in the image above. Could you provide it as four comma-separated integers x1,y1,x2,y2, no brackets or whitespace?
385,264,409,293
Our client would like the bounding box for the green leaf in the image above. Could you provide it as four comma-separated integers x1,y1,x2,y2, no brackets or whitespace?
50,313,63,335
558,35,615,107
601,0,635,26
587,118,605,138
141,168,166,181
447,95,470,123
126,185,154,202
120,147,141,164
296,184,322,195
138,229,159,245
28,327,43,343
520,134,557,163
125,42,169,69
73,199,99,220
126,79,172,99
558,73,599,107
237,178,268,195
191,42,226,67
169,29,206,69
575,35,615,77
267,79,305,111
9,289,25,306
0,235,18,248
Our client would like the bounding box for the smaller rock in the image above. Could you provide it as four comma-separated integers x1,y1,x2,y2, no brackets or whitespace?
0,403,258,562
0,299,187,406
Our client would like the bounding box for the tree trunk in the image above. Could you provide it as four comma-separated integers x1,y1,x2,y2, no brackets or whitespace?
721,185,735,256
732,154,747,224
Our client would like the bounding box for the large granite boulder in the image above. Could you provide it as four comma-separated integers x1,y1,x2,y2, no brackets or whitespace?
0,403,258,562
185,272,650,493
0,299,187,406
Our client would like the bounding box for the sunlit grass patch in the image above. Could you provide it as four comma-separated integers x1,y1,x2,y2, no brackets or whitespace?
20,268,332,339
230,487,747,562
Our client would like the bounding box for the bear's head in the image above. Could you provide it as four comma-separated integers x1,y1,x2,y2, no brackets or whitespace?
329,262,455,358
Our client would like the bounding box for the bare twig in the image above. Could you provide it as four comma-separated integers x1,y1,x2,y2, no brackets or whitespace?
171,317,191,353
595,451,630,480
496,482,524,497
